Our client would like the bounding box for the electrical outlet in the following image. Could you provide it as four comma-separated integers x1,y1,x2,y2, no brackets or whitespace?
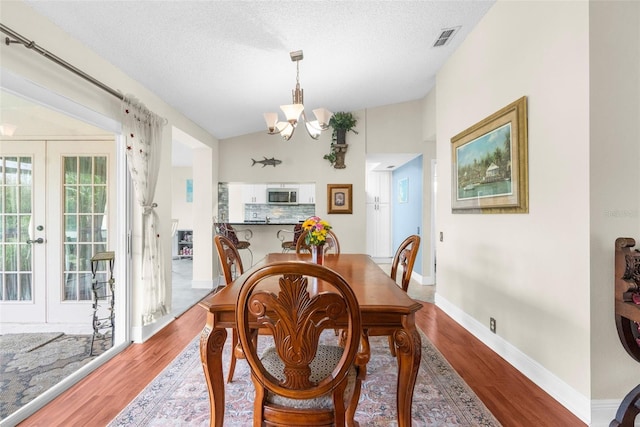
489,317,496,333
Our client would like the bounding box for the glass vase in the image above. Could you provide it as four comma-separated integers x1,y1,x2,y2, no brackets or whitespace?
311,245,324,265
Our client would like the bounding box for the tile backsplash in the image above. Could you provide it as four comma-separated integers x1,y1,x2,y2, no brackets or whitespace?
217,183,314,223
243,203,315,223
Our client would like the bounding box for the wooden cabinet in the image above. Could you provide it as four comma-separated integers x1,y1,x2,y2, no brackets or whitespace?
298,183,315,204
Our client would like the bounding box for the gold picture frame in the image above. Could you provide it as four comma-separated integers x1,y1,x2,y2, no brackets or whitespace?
451,96,529,214
327,184,353,214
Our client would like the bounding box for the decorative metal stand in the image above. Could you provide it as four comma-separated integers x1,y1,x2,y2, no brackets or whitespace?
90,251,115,356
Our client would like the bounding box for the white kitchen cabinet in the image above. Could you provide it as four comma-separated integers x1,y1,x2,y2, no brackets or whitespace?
366,202,391,257
243,184,267,204
366,171,391,204
366,170,392,258
298,183,315,204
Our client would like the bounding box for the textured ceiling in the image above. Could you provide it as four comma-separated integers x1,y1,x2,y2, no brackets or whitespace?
21,0,495,141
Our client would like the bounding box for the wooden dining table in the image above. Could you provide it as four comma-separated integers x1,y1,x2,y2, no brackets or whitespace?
198,253,423,427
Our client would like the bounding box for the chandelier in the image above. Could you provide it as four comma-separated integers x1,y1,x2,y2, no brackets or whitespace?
263,50,333,141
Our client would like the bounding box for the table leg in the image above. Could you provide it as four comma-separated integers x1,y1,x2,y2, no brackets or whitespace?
199,315,227,427
394,314,421,427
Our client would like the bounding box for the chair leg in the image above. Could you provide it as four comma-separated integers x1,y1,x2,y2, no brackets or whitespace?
227,328,238,383
387,335,397,357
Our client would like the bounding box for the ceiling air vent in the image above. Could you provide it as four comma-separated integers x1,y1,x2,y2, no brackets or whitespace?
433,27,460,47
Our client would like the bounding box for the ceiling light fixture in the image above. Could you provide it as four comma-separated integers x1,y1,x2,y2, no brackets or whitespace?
264,50,332,141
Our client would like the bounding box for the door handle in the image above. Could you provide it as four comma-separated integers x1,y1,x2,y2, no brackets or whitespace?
26,238,44,244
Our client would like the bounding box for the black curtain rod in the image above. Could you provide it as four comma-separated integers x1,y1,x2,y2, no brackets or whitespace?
1,23,124,101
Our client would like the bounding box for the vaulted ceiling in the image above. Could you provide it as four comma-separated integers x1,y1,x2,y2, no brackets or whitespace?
17,0,495,140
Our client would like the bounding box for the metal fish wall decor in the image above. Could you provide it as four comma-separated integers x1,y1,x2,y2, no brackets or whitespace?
252,157,282,167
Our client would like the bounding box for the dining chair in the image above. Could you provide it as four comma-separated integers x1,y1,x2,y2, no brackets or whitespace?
213,234,245,383
345,235,421,358
371,234,421,357
236,261,366,427
295,229,341,255
390,234,421,293
215,221,254,266
277,223,303,252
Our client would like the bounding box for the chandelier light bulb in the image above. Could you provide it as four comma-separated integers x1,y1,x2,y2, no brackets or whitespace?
263,112,279,133
263,50,332,140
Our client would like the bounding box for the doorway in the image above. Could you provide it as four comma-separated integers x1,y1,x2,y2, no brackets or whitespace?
171,129,215,316
1,139,116,330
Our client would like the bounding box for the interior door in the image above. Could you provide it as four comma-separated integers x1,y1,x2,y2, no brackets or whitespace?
0,140,115,328
0,141,46,324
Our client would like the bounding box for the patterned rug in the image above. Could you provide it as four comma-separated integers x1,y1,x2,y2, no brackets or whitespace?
0,333,112,420
109,329,501,426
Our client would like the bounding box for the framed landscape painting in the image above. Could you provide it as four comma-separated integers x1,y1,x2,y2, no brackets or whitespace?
327,184,352,214
451,96,528,214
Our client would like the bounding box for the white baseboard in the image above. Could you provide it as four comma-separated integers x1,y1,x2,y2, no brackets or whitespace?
191,280,214,289
591,400,622,427
131,314,175,343
435,293,591,425
412,271,435,285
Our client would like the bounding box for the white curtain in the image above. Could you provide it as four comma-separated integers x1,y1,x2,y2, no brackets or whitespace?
122,96,167,325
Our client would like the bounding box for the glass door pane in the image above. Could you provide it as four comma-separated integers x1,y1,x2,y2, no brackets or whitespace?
0,156,33,301
62,155,109,302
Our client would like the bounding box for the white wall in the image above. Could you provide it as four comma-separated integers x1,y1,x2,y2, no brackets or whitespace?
422,89,437,284
436,0,592,420
171,167,194,230
589,0,640,405
365,99,423,152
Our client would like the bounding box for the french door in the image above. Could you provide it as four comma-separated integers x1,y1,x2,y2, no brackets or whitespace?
0,140,115,329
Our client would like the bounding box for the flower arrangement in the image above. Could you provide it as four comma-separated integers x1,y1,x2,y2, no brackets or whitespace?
301,216,332,246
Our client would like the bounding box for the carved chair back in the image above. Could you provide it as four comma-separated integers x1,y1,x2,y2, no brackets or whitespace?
214,234,245,284
391,235,421,292
236,261,362,426
213,234,246,383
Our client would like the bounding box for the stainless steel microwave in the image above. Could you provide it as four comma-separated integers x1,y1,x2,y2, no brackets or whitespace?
267,188,298,204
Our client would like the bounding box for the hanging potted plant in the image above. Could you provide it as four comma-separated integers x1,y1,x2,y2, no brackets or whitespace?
329,111,358,144
324,111,358,168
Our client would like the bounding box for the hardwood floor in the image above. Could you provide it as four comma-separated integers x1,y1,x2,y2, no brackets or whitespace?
19,299,585,426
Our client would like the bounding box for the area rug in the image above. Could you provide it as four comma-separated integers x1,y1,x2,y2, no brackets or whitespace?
0,332,64,355
0,333,112,420
109,330,501,427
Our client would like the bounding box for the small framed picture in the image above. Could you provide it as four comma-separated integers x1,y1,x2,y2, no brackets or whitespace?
327,184,353,214
186,179,193,203
398,178,408,203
